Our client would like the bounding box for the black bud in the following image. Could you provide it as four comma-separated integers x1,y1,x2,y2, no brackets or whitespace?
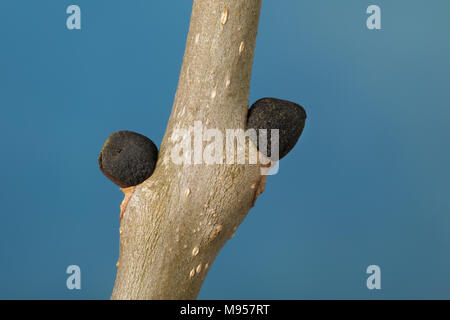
247,97,307,160
98,131,158,188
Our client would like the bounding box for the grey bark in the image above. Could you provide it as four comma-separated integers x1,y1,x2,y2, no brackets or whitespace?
111,0,263,299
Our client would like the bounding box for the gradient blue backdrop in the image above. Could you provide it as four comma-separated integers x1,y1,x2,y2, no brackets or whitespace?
1,0,449,299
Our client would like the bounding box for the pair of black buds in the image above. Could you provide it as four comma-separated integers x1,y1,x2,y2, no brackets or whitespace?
98,98,307,188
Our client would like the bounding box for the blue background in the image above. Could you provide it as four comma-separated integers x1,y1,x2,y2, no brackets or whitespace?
1,0,449,299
